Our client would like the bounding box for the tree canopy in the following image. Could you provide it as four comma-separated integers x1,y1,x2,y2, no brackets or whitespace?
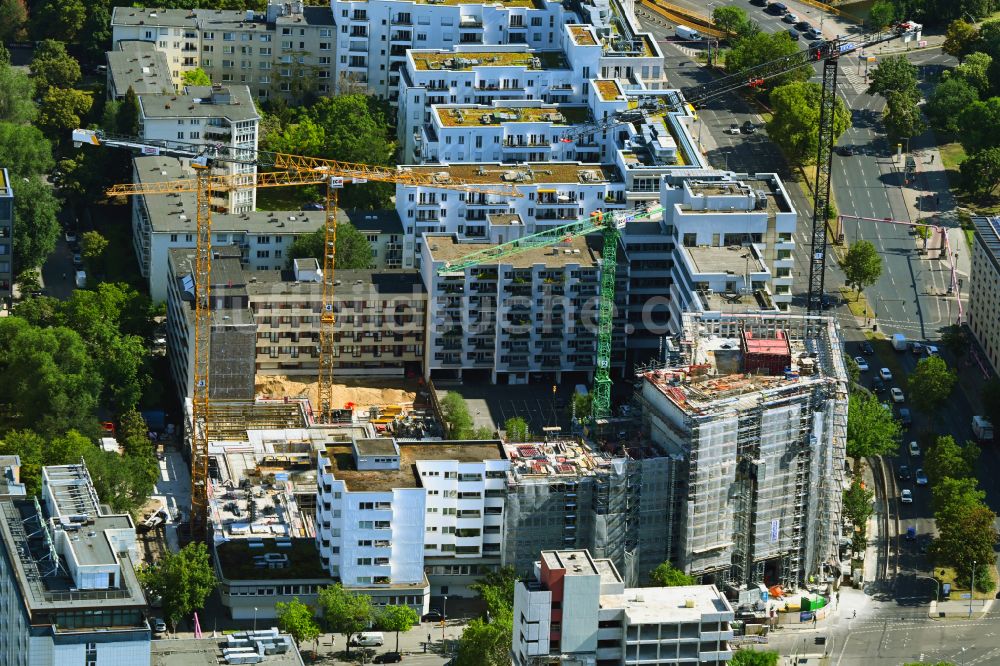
649,561,697,587
884,90,926,140
11,175,60,273
276,597,321,647
867,55,920,102
317,583,373,655
713,6,756,39
958,97,1000,155
0,0,27,43
504,416,530,443
951,52,993,95
960,146,1000,197
846,393,901,459
840,240,883,298
868,1,896,30
0,123,53,177
907,356,957,413
285,223,373,270
182,68,213,87
943,19,980,59
376,605,419,653
927,77,980,134
37,87,93,139
458,567,516,666
731,651,780,666
30,40,81,94
925,435,978,485
138,543,217,629
725,31,807,92
766,81,850,165
441,391,475,439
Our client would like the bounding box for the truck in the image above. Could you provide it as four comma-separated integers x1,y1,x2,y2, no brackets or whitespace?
973,415,994,442
891,333,907,351
74,270,86,288
675,25,702,41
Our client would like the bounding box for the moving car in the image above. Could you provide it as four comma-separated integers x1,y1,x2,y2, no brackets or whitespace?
786,28,800,40
911,342,924,355
374,653,403,664
795,20,813,31
899,407,912,426
879,367,892,381
909,440,921,457
915,468,928,485
872,377,886,393
860,341,875,355
726,123,741,135
891,387,905,403
750,0,768,6
741,120,757,134
854,356,869,372
766,2,788,15
926,345,940,356
900,489,913,503
897,464,910,480
782,12,798,23
806,27,823,39
422,610,444,622
837,145,855,156
64,231,77,243
73,253,84,267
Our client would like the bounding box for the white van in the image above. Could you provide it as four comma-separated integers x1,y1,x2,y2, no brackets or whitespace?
675,25,702,40
351,632,384,647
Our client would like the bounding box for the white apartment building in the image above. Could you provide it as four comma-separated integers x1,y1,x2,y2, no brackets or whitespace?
970,216,1000,371
110,2,338,101
0,465,150,666
420,233,628,384
130,156,325,301
331,0,579,99
396,162,627,268
512,549,734,666
137,84,259,212
315,438,510,604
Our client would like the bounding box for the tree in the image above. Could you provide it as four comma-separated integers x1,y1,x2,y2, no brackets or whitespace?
16,268,41,295
0,430,46,494
0,63,36,124
0,0,27,44
843,477,875,531
846,393,901,459
117,87,141,136
884,90,926,140
925,435,978,484
570,391,592,420
766,81,850,165
285,223,373,269
118,408,154,457
29,0,86,43
81,230,109,262
0,123,54,178
731,651,780,666
85,446,158,513
845,356,861,384
927,77,980,134
138,543,217,630
840,240,882,298
504,416,530,443
944,19,980,60
932,503,998,590
951,52,994,95
37,88,93,138
80,4,112,64
960,146,1000,196
958,97,1000,154
317,583,373,656
440,391,475,439
649,561,697,587
11,175,59,273
713,6,750,37
456,616,511,666
868,1,896,30
471,566,518,616
907,356,957,413
725,31,807,92
182,68,213,87
867,55,920,102
376,605,419,652
30,40,82,94
932,476,986,526
276,597,321,648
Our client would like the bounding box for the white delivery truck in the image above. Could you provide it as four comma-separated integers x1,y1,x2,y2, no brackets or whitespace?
675,25,702,40
891,333,907,351
973,415,994,443
75,270,87,288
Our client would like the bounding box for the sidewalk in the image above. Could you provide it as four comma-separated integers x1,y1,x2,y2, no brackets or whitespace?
929,598,994,619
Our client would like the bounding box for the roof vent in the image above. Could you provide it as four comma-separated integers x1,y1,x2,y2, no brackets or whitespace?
288,215,297,221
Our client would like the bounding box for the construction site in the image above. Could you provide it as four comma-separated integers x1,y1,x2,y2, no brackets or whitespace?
633,312,849,592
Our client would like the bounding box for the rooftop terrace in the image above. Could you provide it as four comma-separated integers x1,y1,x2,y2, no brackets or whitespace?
595,79,623,102
402,162,620,186
411,49,567,71
684,244,766,275
427,234,601,269
435,104,590,127
569,25,598,46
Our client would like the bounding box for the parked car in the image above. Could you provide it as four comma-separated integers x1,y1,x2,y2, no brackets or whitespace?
766,2,788,14
726,123,741,135
741,120,757,134
374,653,403,664
351,633,385,648
64,231,77,243
854,356,869,372
891,387,905,403
786,28,800,40
750,0,768,6
795,20,813,31
782,12,798,23
153,618,167,635
422,610,444,622
806,27,823,40
879,367,893,381
872,377,886,393
915,468,928,485
860,341,875,355
926,345,940,356
909,440,921,457
900,489,913,503
897,464,910,480
72,253,84,267
911,342,924,355
899,407,912,426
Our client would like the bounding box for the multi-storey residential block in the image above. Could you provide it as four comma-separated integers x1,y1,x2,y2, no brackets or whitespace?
315,437,509,606
0,168,11,308
137,84,259,213
331,0,579,99
396,162,627,268
420,233,628,384
110,2,337,101
0,465,150,666
512,549,734,666
634,313,849,589
106,40,174,99
167,247,426,400
969,217,1000,372
346,209,405,269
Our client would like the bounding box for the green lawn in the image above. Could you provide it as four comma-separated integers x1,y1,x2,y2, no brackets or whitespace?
935,564,998,601
256,185,323,211
839,286,873,318
938,141,965,185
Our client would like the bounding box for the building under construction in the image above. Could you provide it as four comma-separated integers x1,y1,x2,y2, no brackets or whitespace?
634,313,848,590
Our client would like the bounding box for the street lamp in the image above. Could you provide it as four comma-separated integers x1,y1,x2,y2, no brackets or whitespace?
442,595,449,642
253,607,259,633
970,561,977,618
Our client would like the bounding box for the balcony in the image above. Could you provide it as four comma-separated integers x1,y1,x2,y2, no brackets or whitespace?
460,16,483,28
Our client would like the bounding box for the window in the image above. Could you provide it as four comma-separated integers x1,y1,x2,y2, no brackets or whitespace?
256,250,270,258
86,642,97,666
357,558,372,565
177,132,184,139
223,32,235,41
170,234,178,242
260,33,272,42
358,520,373,529
259,47,271,55
359,502,374,510
320,42,331,50
320,28,333,37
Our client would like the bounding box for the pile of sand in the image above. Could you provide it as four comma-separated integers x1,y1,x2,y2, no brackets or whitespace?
255,375,417,412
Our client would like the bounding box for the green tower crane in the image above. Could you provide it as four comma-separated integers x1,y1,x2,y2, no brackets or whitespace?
437,204,663,422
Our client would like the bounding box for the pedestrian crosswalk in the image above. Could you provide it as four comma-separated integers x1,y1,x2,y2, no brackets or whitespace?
839,62,869,94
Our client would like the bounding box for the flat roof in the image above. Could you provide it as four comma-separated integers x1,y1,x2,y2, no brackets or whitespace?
410,50,567,71
138,85,259,122
435,104,590,127
245,269,424,298
401,162,621,186
684,245,766,275
215,538,330,582
323,441,505,492
569,25,598,46
344,209,403,235
488,213,523,226
542,549,621,583
112,6,333,28
152,637,305,666
427,234,602,269
355,438,399,456
620,585,733,625
168,246,246,289
107,41,173,96
974,217,1000,271
595,79,623,102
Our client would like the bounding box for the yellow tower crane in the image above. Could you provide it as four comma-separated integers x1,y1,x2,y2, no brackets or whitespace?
74,128,518,536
